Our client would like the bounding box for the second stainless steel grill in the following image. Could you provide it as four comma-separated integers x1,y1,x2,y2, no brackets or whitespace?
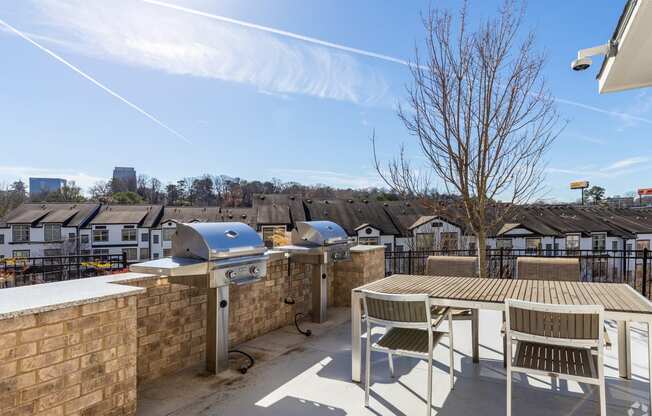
277,221,352,323
130,222,268,374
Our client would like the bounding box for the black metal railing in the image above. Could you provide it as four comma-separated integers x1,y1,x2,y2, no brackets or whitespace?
385,248,652,298
0,253,128,288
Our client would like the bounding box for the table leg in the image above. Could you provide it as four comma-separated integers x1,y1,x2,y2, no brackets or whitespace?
351,291,362,382
472,309,479,363
618,321,631,379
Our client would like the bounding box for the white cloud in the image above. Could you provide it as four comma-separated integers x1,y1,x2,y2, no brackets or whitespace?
26,0,390,105
547,156,650,178
601,156,649,172
0,165,107,191
269,168,383,189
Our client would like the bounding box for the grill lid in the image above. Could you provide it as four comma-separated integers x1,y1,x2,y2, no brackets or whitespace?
173,222,266,260
292,221,348,246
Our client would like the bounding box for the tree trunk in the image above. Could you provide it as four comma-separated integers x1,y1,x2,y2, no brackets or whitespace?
476,230,488,278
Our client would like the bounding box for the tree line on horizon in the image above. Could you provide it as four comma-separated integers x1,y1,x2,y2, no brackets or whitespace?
0,174,407,217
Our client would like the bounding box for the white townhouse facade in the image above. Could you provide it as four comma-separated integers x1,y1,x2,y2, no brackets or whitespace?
408,215,474,251
86,205,163,263
0,203,100,259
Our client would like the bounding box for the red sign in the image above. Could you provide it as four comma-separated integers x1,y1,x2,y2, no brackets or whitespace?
638,188,652,196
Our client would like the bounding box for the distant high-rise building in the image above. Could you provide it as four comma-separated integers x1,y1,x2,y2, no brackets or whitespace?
112,167,137,192
29,177,66,198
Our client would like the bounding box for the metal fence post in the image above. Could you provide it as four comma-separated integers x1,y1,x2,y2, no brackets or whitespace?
499,247,504,279
643,248,649,299
408,250,413,275
122,252,128,270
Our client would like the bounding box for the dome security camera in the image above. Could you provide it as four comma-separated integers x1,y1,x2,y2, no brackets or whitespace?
571,57,592,71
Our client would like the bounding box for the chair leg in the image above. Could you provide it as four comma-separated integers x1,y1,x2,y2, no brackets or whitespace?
506,368,512,416
388,352,395,378
365,326,371,408
449,311,454,389
427,353,433,416
599,381,606,416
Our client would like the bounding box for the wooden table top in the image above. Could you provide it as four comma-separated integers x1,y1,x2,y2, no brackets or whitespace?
354,275,652,315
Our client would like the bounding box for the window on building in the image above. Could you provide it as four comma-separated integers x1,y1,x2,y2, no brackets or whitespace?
415,233,434,250
153,252,160,259
43,224,61,242
93,227,108,242
12,250,30,258
93,249,109,256
12,225,30,243
612,240,619,251
592,233,606,252
545,243,553,256
359,237,380,245
80,250,91,256
0,234,4,244
384,243,393,252
162,228,176,242
121,228,137,242
153,234,160,244
441,232,459,251
43,249,62,257
496,239,513,251
566,234,580,254
468,241,477,253
140,248,150,260
122,247,138,261
525,238,541,254
395,245,404,252
81,234,89,244
262,226,287,248
637,240,651,251
68,232,75,239
627,243,633,255
163,248,172,257
141,233,149,242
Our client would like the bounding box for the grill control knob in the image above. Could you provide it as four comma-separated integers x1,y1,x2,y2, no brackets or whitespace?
249,266,260,276
225,270,238,280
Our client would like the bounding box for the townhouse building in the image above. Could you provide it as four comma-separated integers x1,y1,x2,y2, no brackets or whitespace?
0,203,100,258
86,205,163,263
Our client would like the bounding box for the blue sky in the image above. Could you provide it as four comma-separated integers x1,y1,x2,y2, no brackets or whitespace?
0,0,650,201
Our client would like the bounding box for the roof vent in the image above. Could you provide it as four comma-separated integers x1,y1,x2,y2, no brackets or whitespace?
363,199,368,204
290,196,295,200
306,199,312,203
325,200,330,204
383,203,388,206
260,195,265,200
406,203,411,207
347,199,353,203
241,214,247,219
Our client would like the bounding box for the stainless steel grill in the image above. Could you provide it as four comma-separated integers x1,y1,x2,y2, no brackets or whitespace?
130,222,268,374
277,221,352,323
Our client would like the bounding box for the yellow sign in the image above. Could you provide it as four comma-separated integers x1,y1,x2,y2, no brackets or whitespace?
570,181,589,190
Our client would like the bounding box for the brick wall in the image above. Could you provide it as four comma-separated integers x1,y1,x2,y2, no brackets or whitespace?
0,296,138,416
131,257,314,384
332,246,385,306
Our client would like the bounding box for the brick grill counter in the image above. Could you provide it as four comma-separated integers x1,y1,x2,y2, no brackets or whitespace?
0,245,384,415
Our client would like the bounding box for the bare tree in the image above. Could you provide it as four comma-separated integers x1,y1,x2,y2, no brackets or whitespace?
374,1,563,276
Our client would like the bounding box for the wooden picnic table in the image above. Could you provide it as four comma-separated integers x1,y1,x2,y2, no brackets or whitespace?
350,275,652,403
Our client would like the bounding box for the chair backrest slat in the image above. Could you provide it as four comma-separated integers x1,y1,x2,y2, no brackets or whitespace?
362,290,430,327
516,257,580,281
426,256,478,277
506,299,603,344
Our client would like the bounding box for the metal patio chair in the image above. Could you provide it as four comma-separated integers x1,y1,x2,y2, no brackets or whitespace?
362,290,454,416
501,257,610,366
505,299,606,416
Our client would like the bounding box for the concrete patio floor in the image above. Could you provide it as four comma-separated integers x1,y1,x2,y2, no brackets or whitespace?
138,308,652,415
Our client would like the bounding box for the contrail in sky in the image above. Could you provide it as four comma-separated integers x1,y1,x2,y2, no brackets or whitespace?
0,17,192,144
141,0,652,125
140,0,412,67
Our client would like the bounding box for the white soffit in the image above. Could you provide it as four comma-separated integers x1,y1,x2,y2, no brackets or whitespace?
599,0,652,93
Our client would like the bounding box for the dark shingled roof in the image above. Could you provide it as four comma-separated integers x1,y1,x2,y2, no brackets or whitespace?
382,201,432,237
1,203,100,227
89,205,163,227
516,206,632,238
160,207,222,224
253,194,306,229
219,207,258,229
303,199,399,236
